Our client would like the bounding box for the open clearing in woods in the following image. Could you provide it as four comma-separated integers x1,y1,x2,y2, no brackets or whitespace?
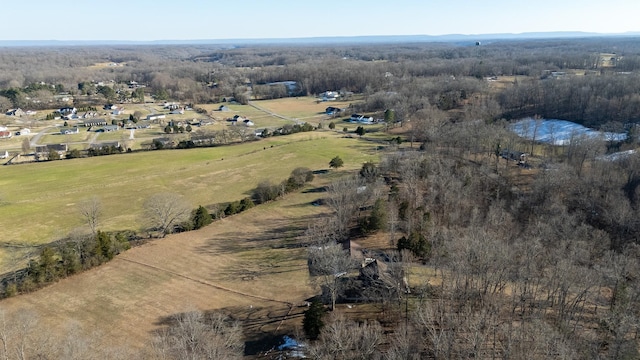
0,181,336,355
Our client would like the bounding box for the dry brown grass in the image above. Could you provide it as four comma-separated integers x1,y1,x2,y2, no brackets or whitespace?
0,177,337,353
256,97,356,123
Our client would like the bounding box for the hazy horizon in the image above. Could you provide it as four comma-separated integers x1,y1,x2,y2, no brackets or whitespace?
3,0,639,42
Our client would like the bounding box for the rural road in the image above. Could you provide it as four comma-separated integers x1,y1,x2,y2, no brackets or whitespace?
30,126,55,147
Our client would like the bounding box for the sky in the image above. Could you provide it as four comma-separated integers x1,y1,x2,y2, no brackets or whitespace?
3,0,640,41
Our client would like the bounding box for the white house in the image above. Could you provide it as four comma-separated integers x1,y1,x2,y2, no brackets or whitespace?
60,127,79,135
114,108,125,115
320,91,340,101
349,114,374,124
146,114,166,121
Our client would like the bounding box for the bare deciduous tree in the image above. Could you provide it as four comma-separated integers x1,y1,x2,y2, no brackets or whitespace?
307,242,354,311
152,310,243,360
308,313,383,359
78,197,102,235
143,193,191,237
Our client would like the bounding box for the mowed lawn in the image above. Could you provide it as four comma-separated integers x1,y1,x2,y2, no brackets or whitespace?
0,131,378,265
0,182,332,354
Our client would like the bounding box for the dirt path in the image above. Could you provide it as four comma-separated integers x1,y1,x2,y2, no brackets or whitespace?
248,101,302,124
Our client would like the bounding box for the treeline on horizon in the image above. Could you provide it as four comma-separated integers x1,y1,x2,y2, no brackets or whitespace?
2,38,640,128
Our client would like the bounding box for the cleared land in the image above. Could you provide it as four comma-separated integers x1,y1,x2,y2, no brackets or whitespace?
254,96,358,124
0,131,379,268
0,183,331,355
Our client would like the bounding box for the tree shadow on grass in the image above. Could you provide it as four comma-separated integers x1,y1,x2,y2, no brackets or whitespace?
195,213,324,256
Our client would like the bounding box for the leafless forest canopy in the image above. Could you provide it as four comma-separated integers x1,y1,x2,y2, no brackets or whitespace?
2,37,640,358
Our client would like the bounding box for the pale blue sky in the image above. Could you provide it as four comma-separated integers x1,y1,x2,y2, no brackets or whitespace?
4,0,639,40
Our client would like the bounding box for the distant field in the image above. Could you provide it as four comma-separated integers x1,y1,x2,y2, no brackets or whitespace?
201,103,295,128
0,131,379,264
256,96,358,124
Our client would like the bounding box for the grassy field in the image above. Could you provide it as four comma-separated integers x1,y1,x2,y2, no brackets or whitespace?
255,96,359,125
0,99,393,356
0,131,379,264
0,183,331,355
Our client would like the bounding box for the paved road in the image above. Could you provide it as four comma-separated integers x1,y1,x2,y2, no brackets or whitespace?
30,126,56,147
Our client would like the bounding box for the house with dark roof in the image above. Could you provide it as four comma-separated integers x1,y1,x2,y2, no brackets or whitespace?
35,144,68,154
6,108,25,117
325,106,343,115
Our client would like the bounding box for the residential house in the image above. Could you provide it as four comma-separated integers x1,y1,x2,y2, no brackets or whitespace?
112,107,125,115
219,105,229,112
243,119,254,126
90,141,120,150
325,106,343,115
146,114,166,121
60,127,79,135
170,108,185,115
81,119,108,127
101,125,120,132
349,114,374,124
57,107,77,115
320,91,340,101
6,108,25,116
103,104,117,110
36,144,68,155
163,102,180,111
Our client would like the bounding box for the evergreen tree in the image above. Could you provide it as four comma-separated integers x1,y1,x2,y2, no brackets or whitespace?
303,300,326,340
329,156,344,169
191,205,212,229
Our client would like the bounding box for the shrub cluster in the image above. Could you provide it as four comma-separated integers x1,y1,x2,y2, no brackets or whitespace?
252,167,314,204
2,231,132,298
224,197,255,216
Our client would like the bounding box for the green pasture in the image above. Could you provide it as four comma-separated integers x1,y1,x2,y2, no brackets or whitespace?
39,131,92,144
0,131,378,248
